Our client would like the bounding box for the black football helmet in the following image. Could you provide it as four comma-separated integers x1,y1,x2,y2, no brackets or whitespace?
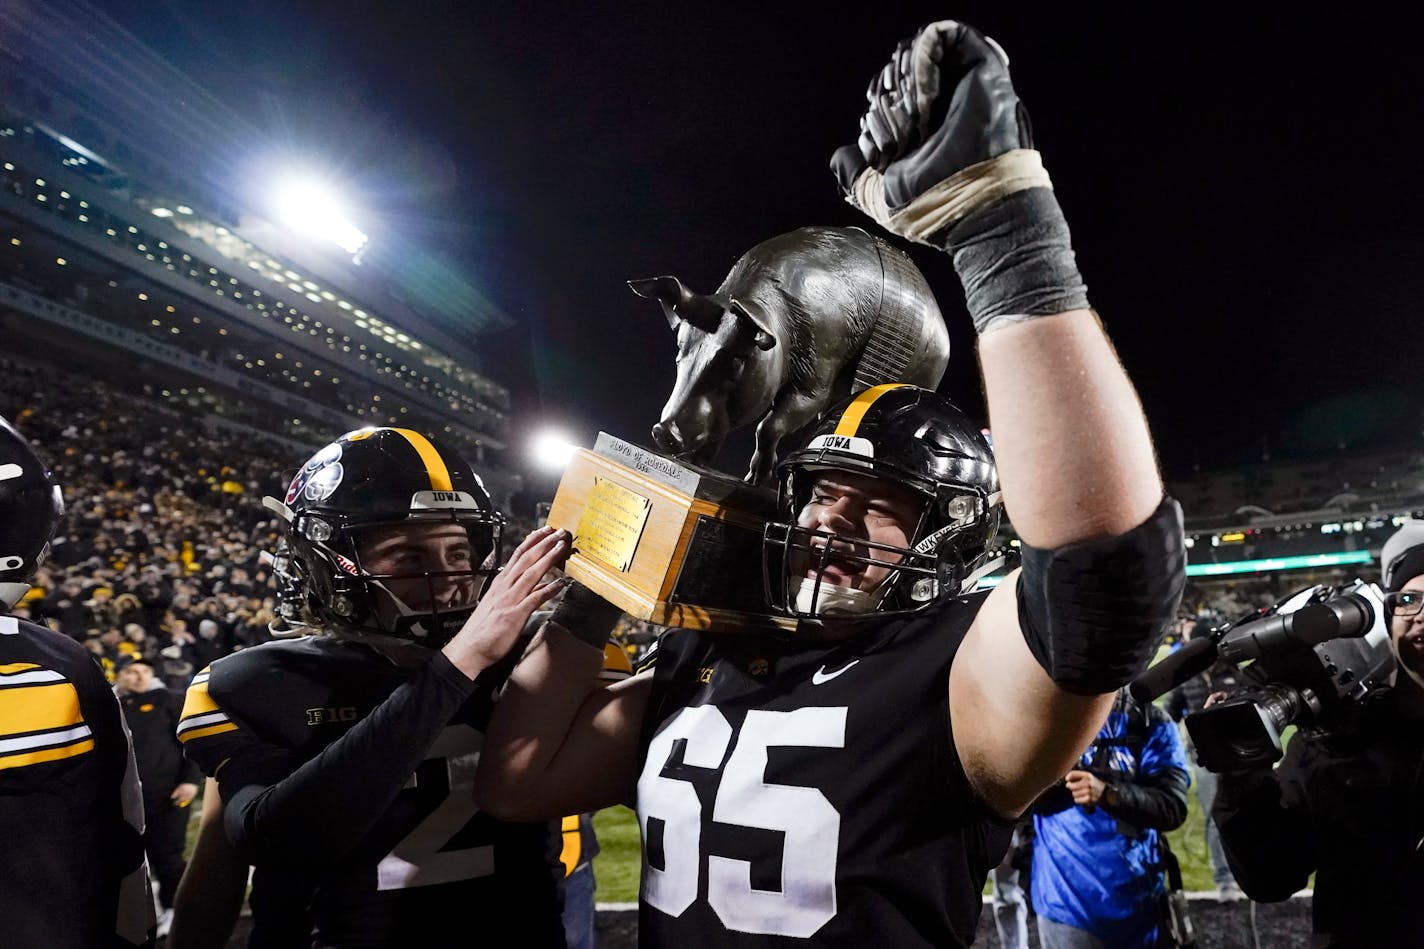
763,383,1002,618
264,427,505,647
0,413,65,610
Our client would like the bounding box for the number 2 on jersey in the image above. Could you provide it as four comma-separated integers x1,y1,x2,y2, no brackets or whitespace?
638,705,847,937
377,724,492,890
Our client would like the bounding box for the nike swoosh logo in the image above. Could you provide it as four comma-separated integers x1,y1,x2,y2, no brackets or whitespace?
812,660,860,685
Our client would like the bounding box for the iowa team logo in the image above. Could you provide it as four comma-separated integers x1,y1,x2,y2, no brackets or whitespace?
286,442,345,504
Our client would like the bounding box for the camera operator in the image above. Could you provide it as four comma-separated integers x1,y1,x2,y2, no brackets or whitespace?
1212,522,1424,947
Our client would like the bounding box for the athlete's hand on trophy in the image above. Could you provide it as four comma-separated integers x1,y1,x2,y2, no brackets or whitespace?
443,525,570,677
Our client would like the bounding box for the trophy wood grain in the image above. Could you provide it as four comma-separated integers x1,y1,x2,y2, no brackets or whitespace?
545,447,794,633
546,448,689,611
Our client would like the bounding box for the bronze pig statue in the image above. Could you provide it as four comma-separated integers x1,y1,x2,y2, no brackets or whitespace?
630,225,950,484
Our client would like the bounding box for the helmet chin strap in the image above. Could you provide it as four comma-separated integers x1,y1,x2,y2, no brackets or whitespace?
793,577,878,616
960,553,1007,594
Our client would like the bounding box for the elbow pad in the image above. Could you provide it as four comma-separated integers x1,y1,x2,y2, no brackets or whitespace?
1016,496,1186,694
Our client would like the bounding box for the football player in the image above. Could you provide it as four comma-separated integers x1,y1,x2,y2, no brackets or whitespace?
473,19,1186,948
177,427,570,947
0,413,156,948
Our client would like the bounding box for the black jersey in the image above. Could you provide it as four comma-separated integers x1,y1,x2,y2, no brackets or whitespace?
0,614,156,948
178,635,564,949
634,593,1011,948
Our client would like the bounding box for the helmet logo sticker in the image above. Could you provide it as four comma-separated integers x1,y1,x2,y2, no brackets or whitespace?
0,463,22,481
0,556,22,570
286,442,344,504
304,462,344,502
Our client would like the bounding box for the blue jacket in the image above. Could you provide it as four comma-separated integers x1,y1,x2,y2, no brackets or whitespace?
1030,693,1191,947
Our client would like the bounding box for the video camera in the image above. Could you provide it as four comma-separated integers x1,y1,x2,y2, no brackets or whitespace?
1130,579,1398,773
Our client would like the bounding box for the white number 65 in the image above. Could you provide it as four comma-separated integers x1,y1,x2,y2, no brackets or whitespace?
638,705,846,937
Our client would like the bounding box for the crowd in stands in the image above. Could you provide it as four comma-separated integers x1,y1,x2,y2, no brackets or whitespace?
3,354,296,686
1,355,659,683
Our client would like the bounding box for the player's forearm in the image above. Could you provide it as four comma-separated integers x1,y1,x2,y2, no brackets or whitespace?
978,310,1162,548
474,623,607,820
222,651,475,865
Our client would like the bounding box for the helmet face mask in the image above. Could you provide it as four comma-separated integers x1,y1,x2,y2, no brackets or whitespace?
268,428,505,648
763,385,1001,620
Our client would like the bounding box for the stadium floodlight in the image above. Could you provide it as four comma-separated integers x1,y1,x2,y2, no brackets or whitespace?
271,175,369,257
530,429,579,472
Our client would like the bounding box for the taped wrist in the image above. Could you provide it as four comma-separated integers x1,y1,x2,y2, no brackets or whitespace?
1016,496,1186,695
846,149,1051,243
548,580,623,649
944,187,1090,334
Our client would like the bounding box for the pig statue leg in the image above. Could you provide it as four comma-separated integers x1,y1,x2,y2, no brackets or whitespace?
746,391,826,485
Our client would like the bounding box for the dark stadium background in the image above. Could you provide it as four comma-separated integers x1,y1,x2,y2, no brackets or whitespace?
92,1,1424,493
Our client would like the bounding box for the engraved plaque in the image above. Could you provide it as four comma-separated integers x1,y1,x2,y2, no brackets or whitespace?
545,434,792,633
573,477,651,573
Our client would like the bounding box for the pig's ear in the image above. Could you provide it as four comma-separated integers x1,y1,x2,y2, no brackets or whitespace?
628,276,686,330
628,276,722,332
731,298,777,350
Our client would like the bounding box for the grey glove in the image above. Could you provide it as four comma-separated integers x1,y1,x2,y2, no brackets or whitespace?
831,20,1089,333
831,20,1033,224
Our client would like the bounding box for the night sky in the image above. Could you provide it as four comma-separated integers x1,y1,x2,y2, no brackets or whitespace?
94,2,1423,493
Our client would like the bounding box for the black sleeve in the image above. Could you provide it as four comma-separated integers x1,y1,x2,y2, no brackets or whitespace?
1102,765,1189,831
1211,740,1316,902
221,650,477,866
80,647,155,947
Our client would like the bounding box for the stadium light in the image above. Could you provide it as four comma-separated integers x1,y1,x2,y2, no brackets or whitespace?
530,429,579,472
973,549,1375,590
271,175,369,257
1186,550,1372,577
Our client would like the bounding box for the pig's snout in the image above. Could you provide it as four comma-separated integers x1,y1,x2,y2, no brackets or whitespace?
652,421,686,453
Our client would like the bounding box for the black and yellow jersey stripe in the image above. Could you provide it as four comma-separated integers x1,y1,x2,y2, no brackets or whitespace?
0,658,95,771
0,613,155,947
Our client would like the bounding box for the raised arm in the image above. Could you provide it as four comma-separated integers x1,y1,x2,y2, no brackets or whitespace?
833,21,1184,815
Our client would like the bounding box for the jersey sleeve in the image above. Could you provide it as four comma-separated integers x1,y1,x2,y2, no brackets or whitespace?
0,617,156,947
178,648,479,867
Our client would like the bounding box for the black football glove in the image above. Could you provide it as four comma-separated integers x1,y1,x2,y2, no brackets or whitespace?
830,20,1043,246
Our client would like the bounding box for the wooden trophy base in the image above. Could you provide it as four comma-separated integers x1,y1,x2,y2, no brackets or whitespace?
544,433,795,633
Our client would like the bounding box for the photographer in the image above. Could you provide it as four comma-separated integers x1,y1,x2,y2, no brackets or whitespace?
1212,523,1424,947
1030,687,1190,948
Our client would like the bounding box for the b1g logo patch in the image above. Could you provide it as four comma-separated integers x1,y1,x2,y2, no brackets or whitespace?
306,706,358,726
286,442,344,504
